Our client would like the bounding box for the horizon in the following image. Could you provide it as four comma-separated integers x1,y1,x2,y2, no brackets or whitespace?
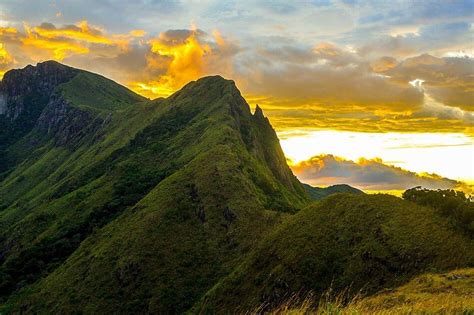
1,0,472,193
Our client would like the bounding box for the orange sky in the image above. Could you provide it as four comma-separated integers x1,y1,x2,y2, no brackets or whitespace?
0,1,472,190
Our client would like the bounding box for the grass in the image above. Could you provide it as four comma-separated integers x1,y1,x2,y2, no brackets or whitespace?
58,72,146,111
194,193,474,313
2,62,472,314
1,75,309,313
261,268,474,314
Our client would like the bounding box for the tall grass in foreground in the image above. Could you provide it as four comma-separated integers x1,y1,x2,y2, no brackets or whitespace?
250,269,474,314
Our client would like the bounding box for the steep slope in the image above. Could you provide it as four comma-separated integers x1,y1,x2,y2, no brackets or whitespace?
0,61,78,165
303,183,363,200
0,61,146,175
0,69,308,313
195,194,474,313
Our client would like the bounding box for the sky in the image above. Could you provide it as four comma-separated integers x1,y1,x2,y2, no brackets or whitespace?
0,0,473,192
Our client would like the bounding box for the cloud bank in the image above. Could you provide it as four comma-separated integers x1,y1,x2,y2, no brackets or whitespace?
0,0,472,135
291,154,471,192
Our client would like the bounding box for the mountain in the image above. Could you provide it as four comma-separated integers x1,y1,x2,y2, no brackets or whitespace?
0,61,146,175
303,183,363,200
194,194,474,312
1,62,472,314
0,62,307,313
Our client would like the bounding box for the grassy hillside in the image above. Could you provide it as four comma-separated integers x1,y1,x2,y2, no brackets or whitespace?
1,61,472,314
0,74,308,313
195,193,474,313
58,71,146,111
264,268,474,314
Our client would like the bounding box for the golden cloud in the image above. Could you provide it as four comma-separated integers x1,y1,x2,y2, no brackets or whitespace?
22,25,90,60
0,43,14,78
30,21,113,45
0,23,471,137
0,21,134,63
129,29,147,38
129,28,237,98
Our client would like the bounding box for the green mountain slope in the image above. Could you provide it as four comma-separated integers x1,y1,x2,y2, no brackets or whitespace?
1,61,472,314
195,194,474,313
303,183,364,200
0,65,308,313
0,61,146,175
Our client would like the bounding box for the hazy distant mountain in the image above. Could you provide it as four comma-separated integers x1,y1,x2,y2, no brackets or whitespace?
0,62,472,314
303,183,363,200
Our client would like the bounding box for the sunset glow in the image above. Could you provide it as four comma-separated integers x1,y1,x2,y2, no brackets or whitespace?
280,130,473,183
1,0,473,191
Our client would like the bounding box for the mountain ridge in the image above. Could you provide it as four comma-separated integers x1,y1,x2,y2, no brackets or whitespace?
1,61,472,314
0,62,309,313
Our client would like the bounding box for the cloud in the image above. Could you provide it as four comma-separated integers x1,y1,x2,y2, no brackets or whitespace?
0,21,133,65
235,39,423,112
357,22,473,59
370,56,398,72
291,154,471,192
385,54,474,111
0,20,471,134
129,28,240,98
0,43,13,78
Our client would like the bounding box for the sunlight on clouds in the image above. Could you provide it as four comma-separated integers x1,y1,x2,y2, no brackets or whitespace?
0,43,12,63
129,29,147,37
22,25,89,60
150,30,209,88
289,153,472,194
129,29,210,98
6,21,133,61
0,43,13,79
129,27,232,99
0,27,17,36
280,130,474,182
30,21,113,45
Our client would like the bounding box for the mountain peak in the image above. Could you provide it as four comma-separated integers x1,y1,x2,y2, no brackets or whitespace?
2,60,77,83
175,75,237,97
254,104,265,119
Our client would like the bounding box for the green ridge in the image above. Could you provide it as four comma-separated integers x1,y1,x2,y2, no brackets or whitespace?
0,62,472,314
195,193,474,313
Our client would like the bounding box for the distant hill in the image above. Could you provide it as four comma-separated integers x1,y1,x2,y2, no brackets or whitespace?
194,194,474,313
303,183,363,200
0,62,472,314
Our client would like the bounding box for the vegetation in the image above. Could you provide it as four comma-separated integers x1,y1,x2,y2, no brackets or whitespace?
303,183,363,200
1,62,472,314
403,187,474,237
262,268,474,314
194,193,474,313
0,68,307,313
58,72,146,111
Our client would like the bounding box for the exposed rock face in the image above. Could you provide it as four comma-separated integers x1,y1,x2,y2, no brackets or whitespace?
0,61,78,121
0,94,6,115
0,61,79,154
35,95,106,147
